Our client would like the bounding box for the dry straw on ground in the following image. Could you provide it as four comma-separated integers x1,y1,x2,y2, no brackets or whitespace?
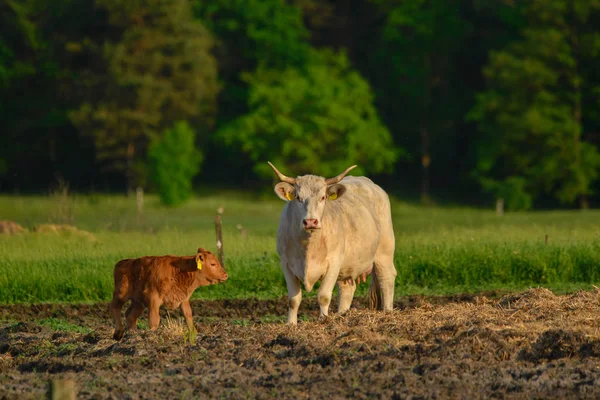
0,220,25,235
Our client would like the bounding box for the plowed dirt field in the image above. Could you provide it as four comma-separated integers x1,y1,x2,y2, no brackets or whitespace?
2,288,600,399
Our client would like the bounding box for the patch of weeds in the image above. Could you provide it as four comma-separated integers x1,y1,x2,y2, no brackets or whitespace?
192,347,209,362
38,318,92,334
0,320,21,333
106,356,120,369
259,314,286,323
48,177,74,225
32,340,55,357
53,343,78,356
179,388,195,400
163,314,188,344
232,319,251,327
137,320,149,330
184,328,197,346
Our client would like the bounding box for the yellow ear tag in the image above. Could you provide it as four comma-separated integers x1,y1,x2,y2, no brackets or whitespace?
285,192,295,201
196,259,202,270
328,193,338,200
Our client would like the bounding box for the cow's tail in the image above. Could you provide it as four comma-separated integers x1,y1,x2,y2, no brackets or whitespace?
368,267,382,310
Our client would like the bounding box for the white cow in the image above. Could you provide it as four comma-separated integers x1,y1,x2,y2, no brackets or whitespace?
269,162,397,324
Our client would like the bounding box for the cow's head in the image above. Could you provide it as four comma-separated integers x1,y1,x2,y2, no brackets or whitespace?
269,162,356,232
195,248,228,285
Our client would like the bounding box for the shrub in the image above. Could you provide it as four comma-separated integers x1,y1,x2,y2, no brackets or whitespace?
148,121,202,206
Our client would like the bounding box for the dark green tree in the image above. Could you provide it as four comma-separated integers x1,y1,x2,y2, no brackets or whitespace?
148,121,201,206
469,0,600,209
71,0,219,193
368,0,472,202
219,49,400,178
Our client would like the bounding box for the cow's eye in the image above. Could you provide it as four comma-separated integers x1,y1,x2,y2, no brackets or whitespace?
321,195,325,201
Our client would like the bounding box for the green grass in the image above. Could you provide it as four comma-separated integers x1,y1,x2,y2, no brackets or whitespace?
1,193,599,304
37,317,93,334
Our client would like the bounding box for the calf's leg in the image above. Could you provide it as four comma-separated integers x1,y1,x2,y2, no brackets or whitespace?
148,296,162,330
180,300,197,344
110,296,125,340
125,301,144,331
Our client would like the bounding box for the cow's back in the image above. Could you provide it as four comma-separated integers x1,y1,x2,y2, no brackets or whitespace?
321,176,394,278
337,176,392,220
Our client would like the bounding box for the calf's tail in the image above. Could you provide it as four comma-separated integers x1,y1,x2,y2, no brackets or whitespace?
368,267,382,310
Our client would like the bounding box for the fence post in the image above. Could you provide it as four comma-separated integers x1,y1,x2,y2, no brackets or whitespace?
51,379,76,400
136,186,144,224
215,206,224,267
496,198,504,216
236,224,247,238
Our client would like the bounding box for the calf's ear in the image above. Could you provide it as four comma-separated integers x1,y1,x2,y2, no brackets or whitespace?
172,258,198,273
274,182,296,201
327,184,346,200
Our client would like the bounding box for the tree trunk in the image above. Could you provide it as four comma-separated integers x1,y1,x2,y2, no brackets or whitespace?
420,126,431,204
126,142,135,196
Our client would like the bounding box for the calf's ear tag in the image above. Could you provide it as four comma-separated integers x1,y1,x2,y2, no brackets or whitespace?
285,192,295,201
196,259,203,270
328,193,338,200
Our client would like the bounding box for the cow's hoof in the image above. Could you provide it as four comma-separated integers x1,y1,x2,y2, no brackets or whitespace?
113,329,125,341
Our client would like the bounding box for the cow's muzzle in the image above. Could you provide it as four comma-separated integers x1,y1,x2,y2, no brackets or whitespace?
302,219,319,230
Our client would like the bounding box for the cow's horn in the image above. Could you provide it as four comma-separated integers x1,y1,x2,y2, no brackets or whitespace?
267,161,297,184
325,165,357,185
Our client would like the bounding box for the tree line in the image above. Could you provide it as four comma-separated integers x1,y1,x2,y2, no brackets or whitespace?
1,0,599,209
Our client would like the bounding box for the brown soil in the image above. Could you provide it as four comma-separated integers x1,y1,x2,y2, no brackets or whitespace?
2,288,600,399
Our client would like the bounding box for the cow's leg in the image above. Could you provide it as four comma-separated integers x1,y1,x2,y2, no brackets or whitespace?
148,296,162,330
125,301,144,331
317,272,338,319
337,280,357,314
180,300,197,344
110,295,125,340
282,265,302,325
373,254,397,311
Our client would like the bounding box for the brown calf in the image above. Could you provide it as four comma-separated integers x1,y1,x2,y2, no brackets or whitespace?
110,248,228,341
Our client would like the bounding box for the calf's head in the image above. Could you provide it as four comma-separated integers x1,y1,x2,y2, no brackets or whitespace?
195,248,228,285
268,162,356,232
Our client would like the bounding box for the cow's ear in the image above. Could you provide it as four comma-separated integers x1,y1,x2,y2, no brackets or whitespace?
327,184,346,200
275,182,296,201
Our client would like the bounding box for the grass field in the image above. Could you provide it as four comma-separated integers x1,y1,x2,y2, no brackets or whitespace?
1,192,599,304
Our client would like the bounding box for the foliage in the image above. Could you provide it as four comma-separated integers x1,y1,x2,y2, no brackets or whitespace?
1,0,600,210
0,0,37,88
70,0,219,191
194,0,310,70
469,0,600,209
219,49,400,178
148,121,202,206
193,0,313,181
